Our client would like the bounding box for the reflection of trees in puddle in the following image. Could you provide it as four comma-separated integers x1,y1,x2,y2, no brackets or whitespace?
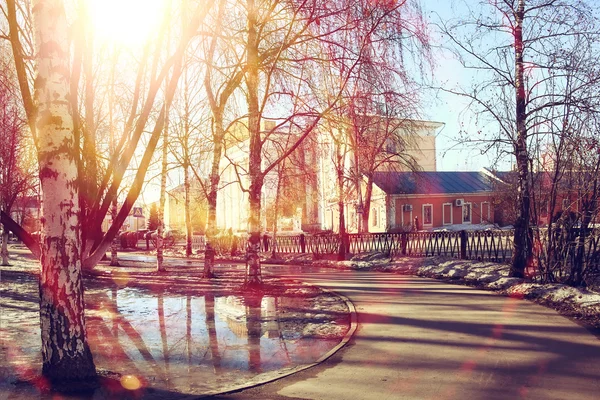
157,293,170,390
1,278,345,396
205,294,222,374
97,289,339,371
245,294,263,373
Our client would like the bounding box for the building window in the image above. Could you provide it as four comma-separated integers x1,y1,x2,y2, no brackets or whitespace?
562,198,569,210
462,203,472,224
443,203,452,225
423,204,433,226
371,207,378,227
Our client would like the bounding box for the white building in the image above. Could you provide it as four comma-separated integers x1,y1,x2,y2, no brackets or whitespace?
215,117,443,234
317,118,443,233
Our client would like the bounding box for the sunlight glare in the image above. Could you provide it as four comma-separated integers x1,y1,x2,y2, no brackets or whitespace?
87,0,167,46
120,374,142,390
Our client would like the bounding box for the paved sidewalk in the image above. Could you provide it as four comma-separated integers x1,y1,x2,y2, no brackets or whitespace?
214,269,600,400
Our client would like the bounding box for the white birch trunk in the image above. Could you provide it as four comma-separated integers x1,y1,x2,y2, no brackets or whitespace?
157,111,169,272
184,163,192,257
1,227,9,265
244,0,263,287
33,0,96,383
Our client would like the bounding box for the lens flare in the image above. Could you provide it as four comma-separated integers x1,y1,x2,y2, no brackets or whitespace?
120,374,142,391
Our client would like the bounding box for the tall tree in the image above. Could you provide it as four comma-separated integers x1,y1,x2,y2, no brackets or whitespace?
170,53,211,258
2,0,213,383
0,48,36,266
238,0,425,284
30,0,96,382
201,0,245,278
439,0,599,278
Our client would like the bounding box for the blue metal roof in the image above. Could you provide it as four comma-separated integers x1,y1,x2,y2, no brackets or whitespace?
372,171,495,195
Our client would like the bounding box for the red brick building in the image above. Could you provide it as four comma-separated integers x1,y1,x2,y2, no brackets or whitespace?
367,171,497,232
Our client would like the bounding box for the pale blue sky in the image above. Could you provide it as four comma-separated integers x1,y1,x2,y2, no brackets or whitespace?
421,0,513,172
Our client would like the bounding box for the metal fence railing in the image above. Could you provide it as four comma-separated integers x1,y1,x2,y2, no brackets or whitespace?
122,228,600,274
195,230,522,262
122,228,599,270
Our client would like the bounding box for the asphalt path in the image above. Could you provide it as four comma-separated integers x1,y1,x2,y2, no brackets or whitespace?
212,267,600,400
6,250,599,399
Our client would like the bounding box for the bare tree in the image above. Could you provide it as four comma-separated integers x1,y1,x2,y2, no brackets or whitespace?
1,0,212,384
200,0,245,278
239,0,429,283
0,50,36,265
439,0,599,278
170,59,210,257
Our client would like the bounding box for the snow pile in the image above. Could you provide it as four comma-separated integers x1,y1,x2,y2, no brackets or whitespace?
341,254,600,328
302,322,347,338
432,223,503,232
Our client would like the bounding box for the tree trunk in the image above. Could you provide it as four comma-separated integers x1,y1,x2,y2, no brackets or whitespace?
110,199,119,266
246,181,263,287
157,107,169,273
184,162,192,257
510,0,531,279
33,0,96,383
203,124,222,278
1,226,10,266
336,148,347,261
108,50,119,267
361,175,374,233
244,0,263,288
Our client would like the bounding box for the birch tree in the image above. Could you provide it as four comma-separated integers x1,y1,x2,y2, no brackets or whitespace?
239,0,425,285
2,0,213,383
439,0,599,278
31,0,96,382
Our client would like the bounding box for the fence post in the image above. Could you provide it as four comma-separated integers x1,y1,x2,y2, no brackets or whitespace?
300,234,306,253
401,232,407,256
460,230,467,259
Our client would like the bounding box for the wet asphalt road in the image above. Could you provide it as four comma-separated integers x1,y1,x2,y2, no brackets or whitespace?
4,250,600,399
211,268,600,400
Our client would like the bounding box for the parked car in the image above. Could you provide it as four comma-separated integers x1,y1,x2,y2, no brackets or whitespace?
148,229,182,247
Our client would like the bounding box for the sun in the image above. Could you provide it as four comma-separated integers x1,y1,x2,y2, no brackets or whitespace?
86,0,168,47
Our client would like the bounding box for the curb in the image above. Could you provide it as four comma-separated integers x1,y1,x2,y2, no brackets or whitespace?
199,283,358,398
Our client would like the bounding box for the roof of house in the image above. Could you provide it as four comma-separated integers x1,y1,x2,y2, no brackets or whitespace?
489,169,593,190
372,171,495,195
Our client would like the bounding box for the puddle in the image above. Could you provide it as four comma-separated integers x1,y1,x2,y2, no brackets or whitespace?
0,272,348,398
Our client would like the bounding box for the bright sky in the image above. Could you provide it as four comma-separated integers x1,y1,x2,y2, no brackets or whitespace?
421,0,513,172
87,0,167,47
94,0,511,206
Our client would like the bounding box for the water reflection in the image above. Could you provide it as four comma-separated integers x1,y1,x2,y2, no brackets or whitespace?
88,287,343,394
1,274,346,397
